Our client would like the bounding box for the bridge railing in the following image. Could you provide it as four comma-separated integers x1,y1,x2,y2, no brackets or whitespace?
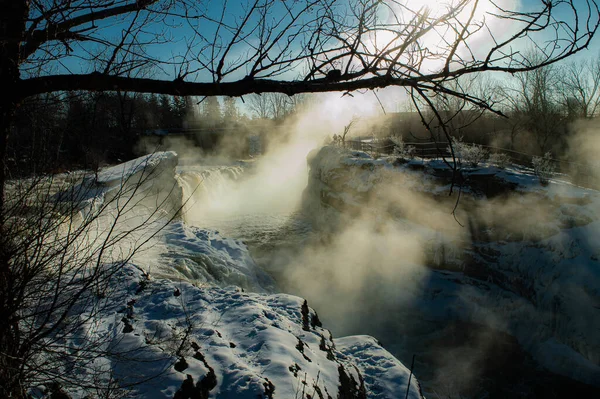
342,137,600,189
344,138,450,158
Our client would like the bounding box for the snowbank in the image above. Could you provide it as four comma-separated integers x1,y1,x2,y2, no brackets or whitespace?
55,151,183,219
37,264,421,399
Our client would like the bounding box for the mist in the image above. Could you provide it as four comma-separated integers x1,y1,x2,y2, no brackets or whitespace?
568,118,600,188
129,91,600,397
153,93,386,222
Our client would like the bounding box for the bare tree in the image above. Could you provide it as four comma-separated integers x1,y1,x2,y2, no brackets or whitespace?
3,1,598,147
248,93,298,120
504,56,565,153
0,153,183,397
248,94,272,120
559,56,600,119
341,117,358,146
269,93,294,120
427,75,496,141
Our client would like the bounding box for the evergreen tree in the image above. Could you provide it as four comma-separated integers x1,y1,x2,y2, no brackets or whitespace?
173,96,194,128
159,94,175,128
146,94,161,128
223,97,238,122
201,96,222,127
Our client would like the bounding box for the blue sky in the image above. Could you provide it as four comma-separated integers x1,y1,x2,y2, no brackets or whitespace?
28,0,600,90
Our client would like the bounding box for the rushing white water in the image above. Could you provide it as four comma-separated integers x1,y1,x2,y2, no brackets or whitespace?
176,163,312,279
177,164,246,220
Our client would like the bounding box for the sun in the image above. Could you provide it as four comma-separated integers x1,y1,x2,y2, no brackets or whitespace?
369,0,513,55
368,0,453,52
402,0,444,14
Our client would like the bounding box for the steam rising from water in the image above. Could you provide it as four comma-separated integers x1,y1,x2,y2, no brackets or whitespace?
281,215,428,333
568,119,600,188
169,93,386,222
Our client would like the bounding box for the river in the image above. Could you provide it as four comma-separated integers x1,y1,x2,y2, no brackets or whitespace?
175,161,599,399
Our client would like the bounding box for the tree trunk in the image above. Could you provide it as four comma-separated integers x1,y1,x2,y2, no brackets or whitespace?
0,1,28,397
0,0,26,209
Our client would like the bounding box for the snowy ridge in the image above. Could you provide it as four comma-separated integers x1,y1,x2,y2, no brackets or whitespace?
55,151,182,219
44,264,421,399
96,151,179,185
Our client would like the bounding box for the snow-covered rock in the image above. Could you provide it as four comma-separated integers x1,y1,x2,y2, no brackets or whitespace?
40,264,422,399
146,220,276,293
55,151,183,219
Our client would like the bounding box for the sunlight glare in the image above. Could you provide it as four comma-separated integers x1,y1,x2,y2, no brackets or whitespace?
369,0,520,71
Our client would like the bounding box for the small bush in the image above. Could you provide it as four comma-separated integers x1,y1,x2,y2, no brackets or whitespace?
449,137,488,167
489,153,512,169
391,136,416,160
532,152,556,185
331,134,342,146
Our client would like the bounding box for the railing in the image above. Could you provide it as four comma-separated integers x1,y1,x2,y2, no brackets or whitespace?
342,137,600,189
344,138,450,158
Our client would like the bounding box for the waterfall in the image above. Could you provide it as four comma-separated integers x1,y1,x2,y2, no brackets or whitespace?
175,162,311,261
176,165,247,225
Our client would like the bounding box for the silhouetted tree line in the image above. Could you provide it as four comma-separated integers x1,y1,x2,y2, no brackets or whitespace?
8,92,242,175
377,54,600,162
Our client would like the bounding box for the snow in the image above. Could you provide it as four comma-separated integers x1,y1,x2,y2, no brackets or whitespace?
337,336,423,399
97,151,178,184
33,264,420,398
54,151,182,219
537,338,600,384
